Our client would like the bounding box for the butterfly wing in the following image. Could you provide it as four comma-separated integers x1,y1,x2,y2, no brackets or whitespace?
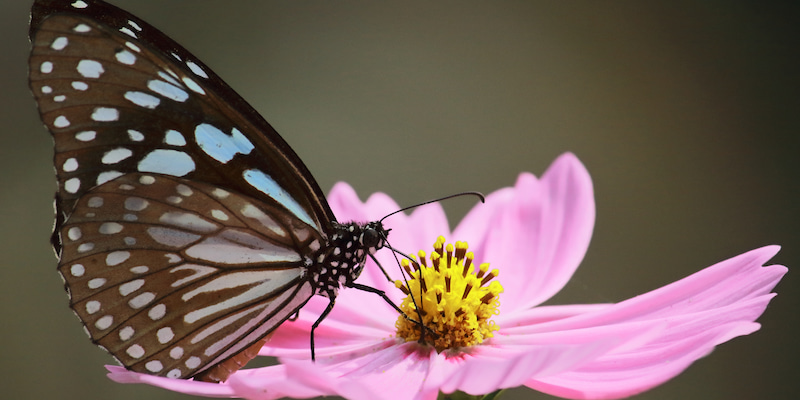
29,0,336,249
29,0,336,381
60,173,319,379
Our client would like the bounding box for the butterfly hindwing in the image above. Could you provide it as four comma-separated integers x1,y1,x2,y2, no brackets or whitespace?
59,172,319,378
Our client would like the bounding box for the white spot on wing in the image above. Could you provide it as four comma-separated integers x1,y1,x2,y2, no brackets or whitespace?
125,197,149,211
74,23,91,33
164,130,186,146
62,158,78,172
212,188,229,199
182,76,205,94
97,171,123,185
116,50,137,65
91,107,119,122
77,59,104,78
86,300,100,314
128,292,155,309
157,327,174,344
120,27,137,38
99,222,123,234
87,197,103,208
128,129,144,141
76,131,96,141
119,326,135,341
126,42,141,52
77,242,94,252
186,61,209,78
70,264,85,277
119,279,145,296
211,209,228,221
185,357,201,369
127,344,145,358
145,360,163,373
40,61,53,73
53,116,70,128
149,304,166,320
64,177,80,193
95,315,114,330
130,266,149,274
125,91,160,108
106,251,131,266
51,37,68,50
71,1,88,8
176,184,192,197
88,278,106,289
72,81,89,90
67,227,82,240
102,147,133,164
138,149,196,176
169,347,183,359
148,80,188,102
195,124,254,163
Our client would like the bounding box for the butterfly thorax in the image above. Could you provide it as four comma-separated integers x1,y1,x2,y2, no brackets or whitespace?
311,221,387,298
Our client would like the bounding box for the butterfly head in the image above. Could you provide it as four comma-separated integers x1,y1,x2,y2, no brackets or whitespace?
360,221,388,255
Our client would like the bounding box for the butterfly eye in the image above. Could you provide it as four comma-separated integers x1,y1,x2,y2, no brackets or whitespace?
361,224,385,250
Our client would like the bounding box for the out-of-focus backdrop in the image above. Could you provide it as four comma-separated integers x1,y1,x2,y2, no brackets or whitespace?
2,1,797,399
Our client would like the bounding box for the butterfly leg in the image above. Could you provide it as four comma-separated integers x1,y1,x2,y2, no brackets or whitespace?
309,293,337,362
349,283,439,341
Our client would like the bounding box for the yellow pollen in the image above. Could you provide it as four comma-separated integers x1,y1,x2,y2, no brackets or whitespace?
395,236,503,352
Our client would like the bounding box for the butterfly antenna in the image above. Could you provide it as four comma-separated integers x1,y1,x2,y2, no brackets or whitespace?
379,191,485,223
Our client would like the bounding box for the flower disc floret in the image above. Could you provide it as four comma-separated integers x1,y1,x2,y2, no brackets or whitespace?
395,236,503,352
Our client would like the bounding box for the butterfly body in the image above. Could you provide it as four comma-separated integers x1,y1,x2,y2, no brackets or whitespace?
29,0,388,382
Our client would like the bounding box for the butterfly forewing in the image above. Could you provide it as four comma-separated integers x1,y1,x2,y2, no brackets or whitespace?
59,173,319,378
29,0,335,243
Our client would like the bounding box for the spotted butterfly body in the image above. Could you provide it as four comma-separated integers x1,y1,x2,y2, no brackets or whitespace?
29,0,388,382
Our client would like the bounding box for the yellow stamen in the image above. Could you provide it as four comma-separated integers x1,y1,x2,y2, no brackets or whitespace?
395,236,503,352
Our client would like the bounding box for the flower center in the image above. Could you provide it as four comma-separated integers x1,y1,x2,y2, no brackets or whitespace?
394,236,503,352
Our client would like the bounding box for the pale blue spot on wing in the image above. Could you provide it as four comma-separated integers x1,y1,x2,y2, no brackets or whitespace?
138,149,196,176
195,124,254,163
242,169,315,228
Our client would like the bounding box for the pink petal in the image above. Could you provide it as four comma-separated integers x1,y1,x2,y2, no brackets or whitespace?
106,366,236,397
510,246,787,399
454,152,596,311
439,321,666,396
503,246,784,334
255,343,437,400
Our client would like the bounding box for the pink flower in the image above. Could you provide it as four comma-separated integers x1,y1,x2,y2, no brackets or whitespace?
108,153,786,399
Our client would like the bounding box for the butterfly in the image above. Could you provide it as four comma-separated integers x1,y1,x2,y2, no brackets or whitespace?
29,0,397,383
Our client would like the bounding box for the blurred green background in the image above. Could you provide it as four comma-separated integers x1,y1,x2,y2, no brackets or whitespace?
1,1,797,399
